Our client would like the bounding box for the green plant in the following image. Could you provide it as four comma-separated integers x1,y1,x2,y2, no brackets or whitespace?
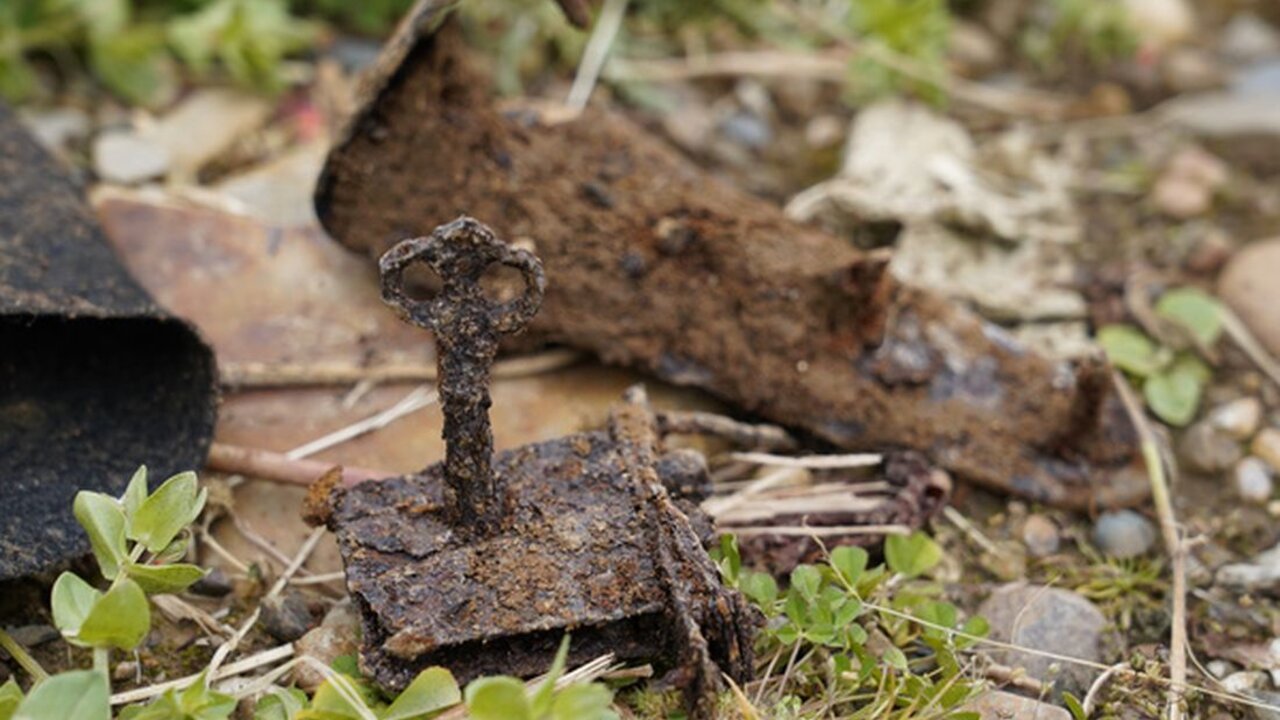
717,531,988,719
1097,287,1224,426
844,0,951,104
3,465,209,720
247,637,616,720
1020,0,1137,76
119,672,236,720
0,0,317,105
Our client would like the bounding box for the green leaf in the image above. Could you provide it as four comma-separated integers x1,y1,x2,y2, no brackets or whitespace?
1156,287,1223,347
122,466,148,522
1144,355,1209,426
168,0,318,90
90,25,179,107
789,565,822,603
551,684,617,720
118,691,181,720
130,472,203,553
1062,691,1088,720
74,492,128,580
465,677,530,720
830,546,869,587
78,577,150,650
0,679,23,720
885,531,943,579
154,534,191,565
1097,324,1164,377
715,534,741,584
13,670,109,720
50,572,102,639
309,674,370,718
0,53,39,103
178,673,236,718
740,571,778,608
530,637,569,717
127,563,207,595
882,646,908,671
253,689,308,720
383,667,461,720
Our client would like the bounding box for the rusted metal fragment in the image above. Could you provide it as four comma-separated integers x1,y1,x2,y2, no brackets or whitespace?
0,102,217,580
318,409,756,699
314,219,756,717
314,3,1148,510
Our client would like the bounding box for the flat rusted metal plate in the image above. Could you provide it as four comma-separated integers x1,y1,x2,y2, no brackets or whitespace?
0,103,216,580
315,396,758,712
327,430,669,686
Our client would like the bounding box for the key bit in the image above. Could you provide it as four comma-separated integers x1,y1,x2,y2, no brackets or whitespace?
379,216,545,533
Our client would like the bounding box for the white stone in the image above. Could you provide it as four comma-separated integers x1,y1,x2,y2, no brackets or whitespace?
92,130,170,184
1124,0,1195,52
1235,457,1274,504
1210,397,1264,440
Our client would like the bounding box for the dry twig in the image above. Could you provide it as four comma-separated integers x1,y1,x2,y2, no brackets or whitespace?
219,349,581,388
1112,372,1187,720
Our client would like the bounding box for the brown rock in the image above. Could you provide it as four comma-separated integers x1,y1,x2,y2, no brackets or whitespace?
1252,428,1280,473
961,690,1070,719
292,601,361,691
1222,239,1280,361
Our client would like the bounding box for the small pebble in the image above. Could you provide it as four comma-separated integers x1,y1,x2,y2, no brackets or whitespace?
292,601,360,692
261,592,317,643
1252,428,1280,473
1235,457,1274,504
1093,510,1157,559
1206,659,1234,678
1021,514,1060,557
719,111,772,150
1210,398,1264,441
190,567,233,597
1180,420,1243,475
112,660,137,682
92,130,170,184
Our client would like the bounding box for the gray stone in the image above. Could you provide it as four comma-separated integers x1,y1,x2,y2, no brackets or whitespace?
977,583,1107,696
1180,419,1243,475
1093,510,1157,559
719,111,771,150
1221,13,1280,63
18,107,90,154
1021,514,1060,558
1235,457,1275,504
5,624,58,647
260,592,317,643
92,130,170,184
190,566,233,597
1217,541,1280,592
960,689,1070,719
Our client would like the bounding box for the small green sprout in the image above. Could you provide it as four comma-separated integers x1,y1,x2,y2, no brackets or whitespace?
5,465,210,720
718,531,988,718
1098,287,1224,426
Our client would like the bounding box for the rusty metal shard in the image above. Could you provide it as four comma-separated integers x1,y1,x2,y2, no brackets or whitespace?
314,3,1148,510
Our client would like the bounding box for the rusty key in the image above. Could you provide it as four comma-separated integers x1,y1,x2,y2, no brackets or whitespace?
379,216,545,533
